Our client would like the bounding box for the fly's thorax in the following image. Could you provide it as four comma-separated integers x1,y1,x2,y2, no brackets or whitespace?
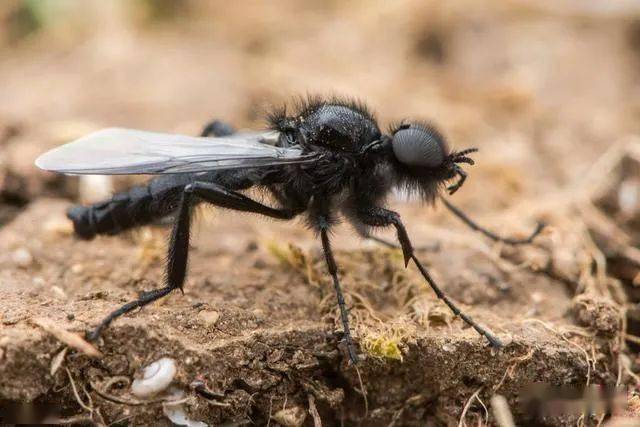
298,104,382,152
267,97,383,156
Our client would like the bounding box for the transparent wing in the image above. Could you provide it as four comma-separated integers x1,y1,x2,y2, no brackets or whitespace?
35,128,316,175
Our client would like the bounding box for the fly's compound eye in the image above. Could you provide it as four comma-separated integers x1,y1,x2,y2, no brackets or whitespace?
391,123,448,168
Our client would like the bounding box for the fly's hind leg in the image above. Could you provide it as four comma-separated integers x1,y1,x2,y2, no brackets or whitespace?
87,187,194,340
88,182,300,341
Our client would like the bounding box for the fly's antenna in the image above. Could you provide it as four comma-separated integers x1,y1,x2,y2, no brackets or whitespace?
440,196,545,245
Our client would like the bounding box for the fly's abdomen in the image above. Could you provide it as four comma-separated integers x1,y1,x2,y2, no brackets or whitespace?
66,175,188,239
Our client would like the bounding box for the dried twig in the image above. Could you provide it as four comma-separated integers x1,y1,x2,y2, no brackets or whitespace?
458,387,483,427
66,369,93,414
89,379,187,406
34,318,101,358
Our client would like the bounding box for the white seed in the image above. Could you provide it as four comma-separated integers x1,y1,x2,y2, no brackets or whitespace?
131,357,177,398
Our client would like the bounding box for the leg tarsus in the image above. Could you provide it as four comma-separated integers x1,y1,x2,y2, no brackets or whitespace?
87,286,175,341
440,197,544,245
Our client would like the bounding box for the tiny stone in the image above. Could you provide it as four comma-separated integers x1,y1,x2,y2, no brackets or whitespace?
51,286,67,300
272,406,307,427
43,216,74,237
441,343,455,353
198,310,220,326
12,248,33,268
499,333,514,347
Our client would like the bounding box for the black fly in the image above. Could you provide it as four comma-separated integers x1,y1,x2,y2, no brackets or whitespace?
36,96,543,363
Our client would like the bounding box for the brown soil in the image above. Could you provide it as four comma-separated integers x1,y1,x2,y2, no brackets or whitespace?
0,1,639,426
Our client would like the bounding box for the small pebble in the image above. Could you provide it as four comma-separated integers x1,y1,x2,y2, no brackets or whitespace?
51,286,67,300
12,248,33,268
198,310,220,326
272,406,307,427
441,343,455,353
43,216,74,237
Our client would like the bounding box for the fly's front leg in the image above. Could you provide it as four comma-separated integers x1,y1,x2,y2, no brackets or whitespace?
440,196,544,245
88,181,300,341
357,206,503,349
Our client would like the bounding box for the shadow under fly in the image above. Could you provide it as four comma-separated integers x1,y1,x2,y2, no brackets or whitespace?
36,96,543,363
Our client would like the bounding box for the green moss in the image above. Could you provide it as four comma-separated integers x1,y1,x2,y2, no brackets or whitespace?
363,335,403,361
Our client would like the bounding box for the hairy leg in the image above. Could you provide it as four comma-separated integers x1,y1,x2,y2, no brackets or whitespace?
88,182,299,340
87,187,193,340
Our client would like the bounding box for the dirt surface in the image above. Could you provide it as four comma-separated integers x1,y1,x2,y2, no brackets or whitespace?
0,1,639,426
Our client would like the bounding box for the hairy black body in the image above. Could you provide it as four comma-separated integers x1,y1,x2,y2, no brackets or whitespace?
63,97,543,363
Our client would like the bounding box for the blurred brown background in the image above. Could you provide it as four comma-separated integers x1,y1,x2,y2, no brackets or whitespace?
2,0,640,200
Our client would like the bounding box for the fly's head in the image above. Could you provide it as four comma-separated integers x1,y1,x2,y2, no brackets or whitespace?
388,121,477,200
